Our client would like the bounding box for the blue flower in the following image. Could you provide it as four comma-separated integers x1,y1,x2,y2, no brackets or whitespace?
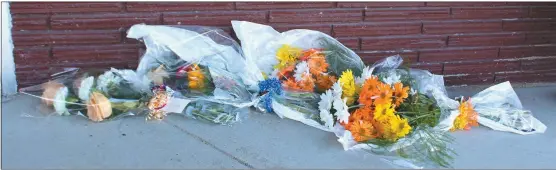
257,78,282,113
258,78,282,95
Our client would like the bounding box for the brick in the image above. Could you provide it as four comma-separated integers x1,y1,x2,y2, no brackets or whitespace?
11,14,48,30
15,64,50,73
495,70,556,83
48,2,122,13
423,21,502,34
448,33,526,47
49,60,139,70
499,45,556,58
521,57,556,71
452,7,529,19
334,22,421,37
530,7,556,18
12,30,121,46
444,60,521,74
505,2,556,6
51,13,159,30
419,47,498,62
236,2,334,10
411,63,443,74
357,51,418,65
164,11,266,26
361,35,447,51
52,44,139,61
269,9,362,23
13,47,51,65
444,74,495,86
503,19,556,32
365,7,450,21
127,2,233,11
338,2,425,8
336,38,360,51
10,2,50,14
426,2,507,7
525,32,556,44
271,24,332,35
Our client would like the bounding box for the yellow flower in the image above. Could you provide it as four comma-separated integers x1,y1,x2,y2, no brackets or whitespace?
391,115,412,139
275,44,302,70
373,102,395,123
451,98,479,131
187,66,206,90
339,69,358,105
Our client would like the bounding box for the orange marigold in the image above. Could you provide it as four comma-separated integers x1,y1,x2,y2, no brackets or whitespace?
393,82,410,107
374,83,393,106
315,74,336,92
308,57,328,75
358,76,381,106
350,106,373,122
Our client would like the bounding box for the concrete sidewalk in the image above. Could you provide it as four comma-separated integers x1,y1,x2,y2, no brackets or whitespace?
2,84,555,169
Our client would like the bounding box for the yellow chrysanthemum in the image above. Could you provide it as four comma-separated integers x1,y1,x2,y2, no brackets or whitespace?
373,102,395,123
339,69,358,105
275,44,302,70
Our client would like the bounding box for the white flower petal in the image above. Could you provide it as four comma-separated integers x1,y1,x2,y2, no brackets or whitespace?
318,90,334,128
78,76,95,101
294,61,310,82
53,86,70,116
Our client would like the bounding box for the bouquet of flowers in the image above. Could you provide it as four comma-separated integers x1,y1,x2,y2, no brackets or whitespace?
19,68,152,122
232,20,367,131
435,81,547,135
126,24,260,124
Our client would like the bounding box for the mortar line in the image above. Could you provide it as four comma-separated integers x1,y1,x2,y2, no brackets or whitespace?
166,121,255,169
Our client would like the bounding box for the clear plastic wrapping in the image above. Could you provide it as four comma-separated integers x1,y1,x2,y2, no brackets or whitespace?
126,24,258,124
19,68,151,122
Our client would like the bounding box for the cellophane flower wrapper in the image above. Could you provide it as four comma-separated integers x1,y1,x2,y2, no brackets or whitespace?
18,67,153,122
332,55,459,168
435,81,547,135
127,24,259,124
232,20,366,132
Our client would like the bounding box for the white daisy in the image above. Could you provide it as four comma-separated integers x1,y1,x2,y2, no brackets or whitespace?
382,73,401,86
333,97,350,124
78,76,95,101
293,61,310,82
53,86,70,116
318,90,334,128
355,66,374,86
331,82,342,98
410,88,417,95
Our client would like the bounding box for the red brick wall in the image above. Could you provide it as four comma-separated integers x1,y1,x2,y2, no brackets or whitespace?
10,2,556,87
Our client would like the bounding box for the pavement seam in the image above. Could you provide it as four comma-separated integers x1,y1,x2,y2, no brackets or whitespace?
166,121,256,169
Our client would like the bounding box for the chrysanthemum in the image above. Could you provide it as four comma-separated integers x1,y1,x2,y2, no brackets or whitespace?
299,48,321,61
308,57,328,75
333,97,350,124
53,86,70,116
350,106,373,122
315,74,336,93
358,76,380,106
373,102,395,123
283,78,300,90
276,44,302,69
78,76,95,101
355,66,374,86
374,83,393,106
298,74,315,92
277,64,295,80
318,90,335,129
294,61,310,82
348,120,376,142
382,73,401,86
393,82,410,107
339,69,357,105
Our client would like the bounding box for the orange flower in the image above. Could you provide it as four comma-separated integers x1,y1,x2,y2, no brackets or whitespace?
451,98,479,131
374,83,393,106
187,69,205,90
358,76,381,106
298,74,315,92
299,48,321,61
393,82,410,107
277,64,295,80
348,120,377,142
283,78,300,90
315,74,336,92
307,57,328,75
350,106,373,122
